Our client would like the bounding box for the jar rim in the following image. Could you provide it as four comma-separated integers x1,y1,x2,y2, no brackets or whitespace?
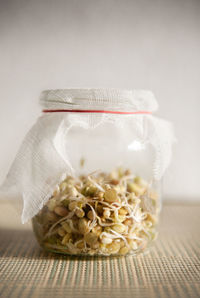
40,88,158,112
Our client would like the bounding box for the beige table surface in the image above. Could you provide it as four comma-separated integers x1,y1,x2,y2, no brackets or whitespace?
0,202,200,298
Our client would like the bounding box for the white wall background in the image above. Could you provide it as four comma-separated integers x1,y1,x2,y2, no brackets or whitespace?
0,0,200,200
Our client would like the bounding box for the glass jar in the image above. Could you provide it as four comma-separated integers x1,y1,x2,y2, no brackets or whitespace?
1,88,174,256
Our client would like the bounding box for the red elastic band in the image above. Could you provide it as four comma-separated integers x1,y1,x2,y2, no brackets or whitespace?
43,109,151,115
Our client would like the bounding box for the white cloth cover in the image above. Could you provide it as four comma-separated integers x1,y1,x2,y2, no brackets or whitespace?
0,89,175,223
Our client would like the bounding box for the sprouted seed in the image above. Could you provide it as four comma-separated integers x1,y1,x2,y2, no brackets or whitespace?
80,157,85,168
32,168,160,256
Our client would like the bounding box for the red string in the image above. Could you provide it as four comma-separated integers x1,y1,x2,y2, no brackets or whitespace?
43,109,152,115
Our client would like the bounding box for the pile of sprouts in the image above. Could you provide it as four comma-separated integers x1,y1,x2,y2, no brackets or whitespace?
32,168,159,256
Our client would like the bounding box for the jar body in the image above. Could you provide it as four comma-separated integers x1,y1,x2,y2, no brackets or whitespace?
32,119,161,256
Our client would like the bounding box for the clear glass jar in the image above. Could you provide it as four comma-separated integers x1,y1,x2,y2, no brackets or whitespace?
1,88,174,256
31,88,165,256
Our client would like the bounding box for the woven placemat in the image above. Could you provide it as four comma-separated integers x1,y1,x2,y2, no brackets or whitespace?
0,203,200,298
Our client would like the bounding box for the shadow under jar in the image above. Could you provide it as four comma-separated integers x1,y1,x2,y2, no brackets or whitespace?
13,88,172,257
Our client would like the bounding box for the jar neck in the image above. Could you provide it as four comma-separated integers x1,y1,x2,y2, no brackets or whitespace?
40,88,158,113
